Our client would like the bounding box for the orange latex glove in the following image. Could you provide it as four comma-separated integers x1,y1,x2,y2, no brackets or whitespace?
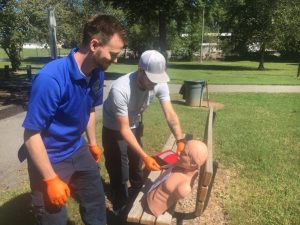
43,176,70,206
176,139,186,154
88,144,101,162
143,155,161,171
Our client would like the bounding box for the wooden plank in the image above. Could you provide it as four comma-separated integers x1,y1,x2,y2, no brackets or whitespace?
164,133,176,151
195,106,214,216
127,170,161,223
198,185,208,202
127,177,154,223
140,210,157,224
195,201,205,215
155,211,173,225
203,161,219,212
201,171,212,186
139,166,174,224
127,134,178,224
205,106,214,176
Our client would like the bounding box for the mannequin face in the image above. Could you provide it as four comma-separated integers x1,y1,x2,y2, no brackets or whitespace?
176,140,208,170
177,149,199,170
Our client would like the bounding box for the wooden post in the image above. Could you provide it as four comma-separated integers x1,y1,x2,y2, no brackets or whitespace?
4,65,10,78
26,65,32,80
205,81,210,108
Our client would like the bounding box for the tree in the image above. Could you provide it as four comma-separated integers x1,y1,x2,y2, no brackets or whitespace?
221,0,279,70
0,0,28,71
106,0,204,57
273,0,300,77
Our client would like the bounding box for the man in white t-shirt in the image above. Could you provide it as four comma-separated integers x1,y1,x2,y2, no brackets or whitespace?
102,50,185,215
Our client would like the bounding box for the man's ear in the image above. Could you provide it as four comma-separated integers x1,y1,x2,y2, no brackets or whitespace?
90,38,101,52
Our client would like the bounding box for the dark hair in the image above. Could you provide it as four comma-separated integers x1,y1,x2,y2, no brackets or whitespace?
82,14,126,46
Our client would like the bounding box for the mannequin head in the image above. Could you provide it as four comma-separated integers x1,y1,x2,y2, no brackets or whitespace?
176,140,208,170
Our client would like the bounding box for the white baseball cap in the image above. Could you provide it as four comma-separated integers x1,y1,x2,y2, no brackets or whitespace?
139,50,170,83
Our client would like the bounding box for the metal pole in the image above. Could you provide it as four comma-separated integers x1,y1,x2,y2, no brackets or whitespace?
48,7,57,59
200,7,205,63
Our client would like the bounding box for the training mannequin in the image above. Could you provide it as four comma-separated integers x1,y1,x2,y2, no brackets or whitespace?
146,140,208,216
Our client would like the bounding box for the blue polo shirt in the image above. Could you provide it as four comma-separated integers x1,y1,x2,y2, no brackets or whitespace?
22,48,104,163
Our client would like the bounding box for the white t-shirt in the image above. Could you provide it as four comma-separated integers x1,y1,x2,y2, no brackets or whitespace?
103,72,170,130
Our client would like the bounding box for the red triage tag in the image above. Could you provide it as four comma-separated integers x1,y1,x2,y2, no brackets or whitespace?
156,150,178,164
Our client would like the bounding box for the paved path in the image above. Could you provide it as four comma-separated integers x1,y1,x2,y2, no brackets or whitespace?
0,83,299,189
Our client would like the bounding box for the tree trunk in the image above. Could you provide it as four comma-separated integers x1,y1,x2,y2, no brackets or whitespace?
4,44,22,72
297,58,300,77
258,42,265,70
158,10,167,59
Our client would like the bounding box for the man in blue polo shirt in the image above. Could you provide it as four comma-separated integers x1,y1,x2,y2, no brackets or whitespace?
22,15,125,225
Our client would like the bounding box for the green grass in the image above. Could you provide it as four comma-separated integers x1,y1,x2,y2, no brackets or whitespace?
211,93,300,225
0,48,70,75
106,60,300,85
1,48,299,85
1,93,299,225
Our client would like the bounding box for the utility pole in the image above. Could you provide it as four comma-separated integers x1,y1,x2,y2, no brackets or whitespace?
48,7,57,59
200,6,205,63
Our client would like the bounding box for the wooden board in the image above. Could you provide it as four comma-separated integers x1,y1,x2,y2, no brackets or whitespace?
127,134,177,224
195,106,214,216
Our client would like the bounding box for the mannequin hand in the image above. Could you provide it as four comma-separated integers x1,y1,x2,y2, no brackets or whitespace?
143,155,161,171
88,144,101,162
176,139,185,154
44,176,70,206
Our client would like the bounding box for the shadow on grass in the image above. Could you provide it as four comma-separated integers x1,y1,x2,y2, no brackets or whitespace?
168,63,259,71
0,193,35,225
0,77,30,108
22,57,54,66
0,192,94,225
105,72,124,81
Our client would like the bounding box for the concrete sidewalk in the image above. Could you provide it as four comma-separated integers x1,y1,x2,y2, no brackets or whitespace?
0,83,299,189
170,84,300,94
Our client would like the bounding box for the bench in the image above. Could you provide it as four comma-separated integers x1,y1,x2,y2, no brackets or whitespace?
127,106,218,225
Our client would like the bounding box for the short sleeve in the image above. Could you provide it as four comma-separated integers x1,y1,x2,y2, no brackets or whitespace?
22,73,61,131
154,83,171,102
110,87,129,116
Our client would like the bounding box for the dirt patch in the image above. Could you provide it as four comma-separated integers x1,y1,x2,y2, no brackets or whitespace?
200,100,225,110
172,99,225,111
171,163,234,225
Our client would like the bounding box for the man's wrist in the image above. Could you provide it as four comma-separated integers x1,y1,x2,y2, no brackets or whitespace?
176,138,185,144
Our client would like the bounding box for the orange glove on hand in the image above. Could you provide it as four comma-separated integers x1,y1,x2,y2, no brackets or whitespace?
176,139,186,154
43,176,70,206
88,144,101,162
143,155,161,171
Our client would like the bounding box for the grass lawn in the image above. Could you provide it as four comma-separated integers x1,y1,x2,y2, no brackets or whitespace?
1,48,299,85
0,93,299,225
103,60,300,85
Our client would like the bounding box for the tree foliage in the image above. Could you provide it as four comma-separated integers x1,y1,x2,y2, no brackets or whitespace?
105,0,204,58
0,0,28,71
0,0,299,71
221,0,280,70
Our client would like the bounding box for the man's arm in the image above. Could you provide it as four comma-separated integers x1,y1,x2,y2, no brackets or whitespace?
24,129,56,180
160,101,184,141
24,129,70,206
85,107,101,162
117,115,160,171
117,115,147,158
86,107,97,145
